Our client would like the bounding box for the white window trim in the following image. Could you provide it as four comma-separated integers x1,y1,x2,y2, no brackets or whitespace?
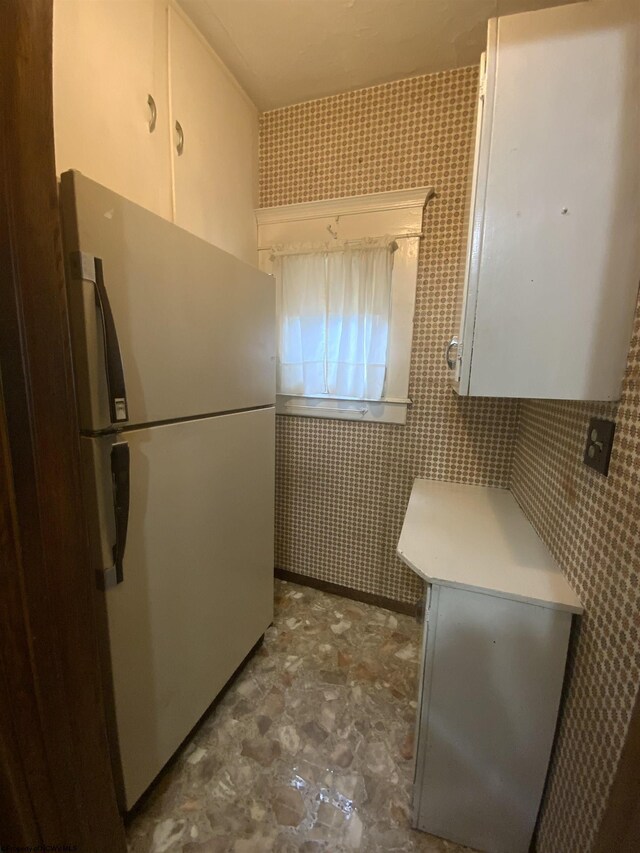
255,187,434,424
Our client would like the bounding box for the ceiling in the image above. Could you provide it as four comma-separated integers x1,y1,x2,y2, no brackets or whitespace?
177,0,581,110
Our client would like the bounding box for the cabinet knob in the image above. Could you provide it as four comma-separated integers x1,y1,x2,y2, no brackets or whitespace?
147,94,157,133
445,336,459,370
175,120,184,156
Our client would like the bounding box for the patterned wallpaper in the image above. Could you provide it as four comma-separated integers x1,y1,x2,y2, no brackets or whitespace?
510,300,640,852
260,60,640,853
260,67,519,604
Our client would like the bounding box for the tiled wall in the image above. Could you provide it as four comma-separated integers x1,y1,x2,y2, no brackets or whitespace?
260,67,519,604
510,302,640,852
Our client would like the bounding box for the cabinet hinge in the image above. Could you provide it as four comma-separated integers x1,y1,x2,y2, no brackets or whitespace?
479,73,487,102
478,51,488,102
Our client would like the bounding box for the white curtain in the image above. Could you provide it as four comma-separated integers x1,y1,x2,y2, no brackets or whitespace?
273,241,394,400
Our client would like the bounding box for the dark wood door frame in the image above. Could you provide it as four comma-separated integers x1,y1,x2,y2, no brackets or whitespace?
0,1,125,849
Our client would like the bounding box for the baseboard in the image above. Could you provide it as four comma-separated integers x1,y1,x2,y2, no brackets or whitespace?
274,567,418,618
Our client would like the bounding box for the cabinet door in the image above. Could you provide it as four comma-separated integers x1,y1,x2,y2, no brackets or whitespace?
453,1,640,400
168,7,258,265
414,584,572,853
53,0,172,220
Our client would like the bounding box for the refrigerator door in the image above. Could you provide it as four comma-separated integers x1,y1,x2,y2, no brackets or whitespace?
81,408,275,809
60,170,275,432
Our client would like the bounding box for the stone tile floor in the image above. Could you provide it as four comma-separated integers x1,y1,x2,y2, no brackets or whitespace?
126,580,475,853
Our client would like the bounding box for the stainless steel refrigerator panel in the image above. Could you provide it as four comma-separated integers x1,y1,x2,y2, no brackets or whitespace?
81,408,275,808
60,170,275,432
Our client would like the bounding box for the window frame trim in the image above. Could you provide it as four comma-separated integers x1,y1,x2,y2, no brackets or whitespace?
255,187,434,424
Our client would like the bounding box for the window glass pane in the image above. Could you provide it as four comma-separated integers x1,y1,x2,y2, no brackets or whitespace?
275,252,327,395
326,246,393,399
275,244,393,400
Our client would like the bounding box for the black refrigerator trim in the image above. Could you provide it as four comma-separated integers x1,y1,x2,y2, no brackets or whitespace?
69,250,129,425
110,440,130,587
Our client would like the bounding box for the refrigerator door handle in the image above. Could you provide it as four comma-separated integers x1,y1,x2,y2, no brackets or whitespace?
110,441,130,586
94,258,129,424
70,251,129,424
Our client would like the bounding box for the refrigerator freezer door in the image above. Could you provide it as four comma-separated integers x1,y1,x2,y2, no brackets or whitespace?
81,408,275,809
60,170,275,432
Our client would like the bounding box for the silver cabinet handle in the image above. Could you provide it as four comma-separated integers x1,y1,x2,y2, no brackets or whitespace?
445,336,459,370
175,120,184,156
147,94,157,133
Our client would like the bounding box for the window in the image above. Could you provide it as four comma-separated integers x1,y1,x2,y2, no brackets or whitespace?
273,239,395,400
256,187,434,424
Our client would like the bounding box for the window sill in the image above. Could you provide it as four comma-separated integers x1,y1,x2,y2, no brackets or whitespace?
276,394,410,424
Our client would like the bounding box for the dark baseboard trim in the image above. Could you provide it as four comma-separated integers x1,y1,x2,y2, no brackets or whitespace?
274,567,418,618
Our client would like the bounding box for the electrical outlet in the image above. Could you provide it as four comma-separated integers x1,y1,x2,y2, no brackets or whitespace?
583,418,615,476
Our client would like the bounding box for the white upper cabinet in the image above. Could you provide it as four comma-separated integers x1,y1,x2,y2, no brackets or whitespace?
168,7,259,265
53,1,259,264
450,0,640,401
53,0,172,220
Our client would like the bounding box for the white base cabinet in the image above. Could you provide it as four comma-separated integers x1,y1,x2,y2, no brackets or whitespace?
451,0,640,400
397,480,582,853
413,583,572,853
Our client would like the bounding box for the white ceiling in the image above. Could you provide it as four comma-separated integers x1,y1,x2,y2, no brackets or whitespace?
177,0,580,110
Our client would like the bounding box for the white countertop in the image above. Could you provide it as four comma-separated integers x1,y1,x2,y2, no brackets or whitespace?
397,479,582,613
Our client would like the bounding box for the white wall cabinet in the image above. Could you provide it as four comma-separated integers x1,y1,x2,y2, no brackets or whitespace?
53,0,172,220
53,0,258,264
450,0,640,401
169,8,258,265
398,479,583,853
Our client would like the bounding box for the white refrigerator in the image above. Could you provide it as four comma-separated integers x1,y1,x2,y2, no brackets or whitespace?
59,170,275,810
